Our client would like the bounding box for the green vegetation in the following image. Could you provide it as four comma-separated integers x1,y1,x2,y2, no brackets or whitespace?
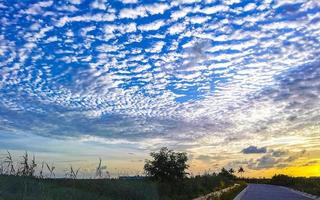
144,147,189,181
243,174,320,196
0,175,159,200
270,174,320,196
0,149,243,200
211,182,247,200
158,173,235,199
2,149,317,199
0,173,239,200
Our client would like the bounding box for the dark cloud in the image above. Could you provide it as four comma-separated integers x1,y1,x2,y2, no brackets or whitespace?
256,155,277,169
241,146,267,154
179,40,211,70
247,154,286,169
246,149,308,170
302,160,318,166
270,149,288,157
196,155,227,162
284,150,306,162
245,62,320,139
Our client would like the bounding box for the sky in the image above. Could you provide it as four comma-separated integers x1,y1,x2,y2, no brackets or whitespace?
0,0,320,178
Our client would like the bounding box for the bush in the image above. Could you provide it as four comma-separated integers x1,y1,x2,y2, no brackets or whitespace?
144,147,189,182
216,182,247,200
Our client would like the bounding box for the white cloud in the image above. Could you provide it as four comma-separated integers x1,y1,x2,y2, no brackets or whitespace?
119,3,170,19
119,6,148,19
121,0,138,3
223,0,240,5
103,23,137,36
30,23,41,31
56,14,116,27
133,64,151,73
66,30,74,38
138,20,165,31
56,5,78,12
243,3,257,11
96,44,120,52
177,0,201,4
145,3,170,15
0,3,7,8
146,41,165,53
38,1,53,7
90,0,107,10
170,7,192,21
168,23,186,35
262,21,301,30
2,0,320,176
44,36,58,43
200,5,229,14
189,16,210,24
69,0,82,5
273,0,305,9
124,23,137,33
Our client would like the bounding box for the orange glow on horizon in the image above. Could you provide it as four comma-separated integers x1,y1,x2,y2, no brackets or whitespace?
240,165,320,178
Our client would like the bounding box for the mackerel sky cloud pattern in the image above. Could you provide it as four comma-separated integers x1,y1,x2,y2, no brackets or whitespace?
0,0,320,173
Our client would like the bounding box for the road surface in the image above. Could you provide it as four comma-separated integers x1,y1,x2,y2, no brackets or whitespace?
236,184,314,200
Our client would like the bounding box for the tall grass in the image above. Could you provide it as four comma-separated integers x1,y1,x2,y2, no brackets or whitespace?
243,175,320,196
270,174,320,196
0,151,240,200
210,182,247,200
0,174,238,200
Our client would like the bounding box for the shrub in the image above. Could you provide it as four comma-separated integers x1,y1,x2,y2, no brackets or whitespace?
144,147,189,181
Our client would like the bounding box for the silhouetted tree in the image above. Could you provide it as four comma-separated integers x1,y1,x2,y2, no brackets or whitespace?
0,162,3,175
39,162,44,179
228,168,235,174
46,163,55,178
4,151,15,175
271,174,294,186
17,152,37,177
66,166,80,179
218,168,235,179
96,158,103,178
144,147,189,181
238,166,245,177
18,152,29,176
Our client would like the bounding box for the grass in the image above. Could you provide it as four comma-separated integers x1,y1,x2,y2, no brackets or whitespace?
0,150,239,200
243,174,320,197
2,151,317,199
1,174,318,200
0,175,159,200
270,174,320,196
215,182,247,200
0,174,236,200
157,174,234,200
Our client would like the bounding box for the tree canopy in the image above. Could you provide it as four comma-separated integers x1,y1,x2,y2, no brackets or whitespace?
218,168,236,179
144,147,189,181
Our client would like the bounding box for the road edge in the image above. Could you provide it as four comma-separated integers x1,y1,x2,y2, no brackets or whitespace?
280,186,320,200
233,184,248,200
193,184,240,200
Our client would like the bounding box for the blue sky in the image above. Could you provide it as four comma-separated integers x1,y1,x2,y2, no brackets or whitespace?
0,0,320,177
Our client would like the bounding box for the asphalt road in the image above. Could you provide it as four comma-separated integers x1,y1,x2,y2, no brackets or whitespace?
237,184,314,200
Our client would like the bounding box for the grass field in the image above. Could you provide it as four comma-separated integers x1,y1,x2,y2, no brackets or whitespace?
243,175,320,196
1,174,318,199
212,182,247,200
0,174,238,200
270,175,320,196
